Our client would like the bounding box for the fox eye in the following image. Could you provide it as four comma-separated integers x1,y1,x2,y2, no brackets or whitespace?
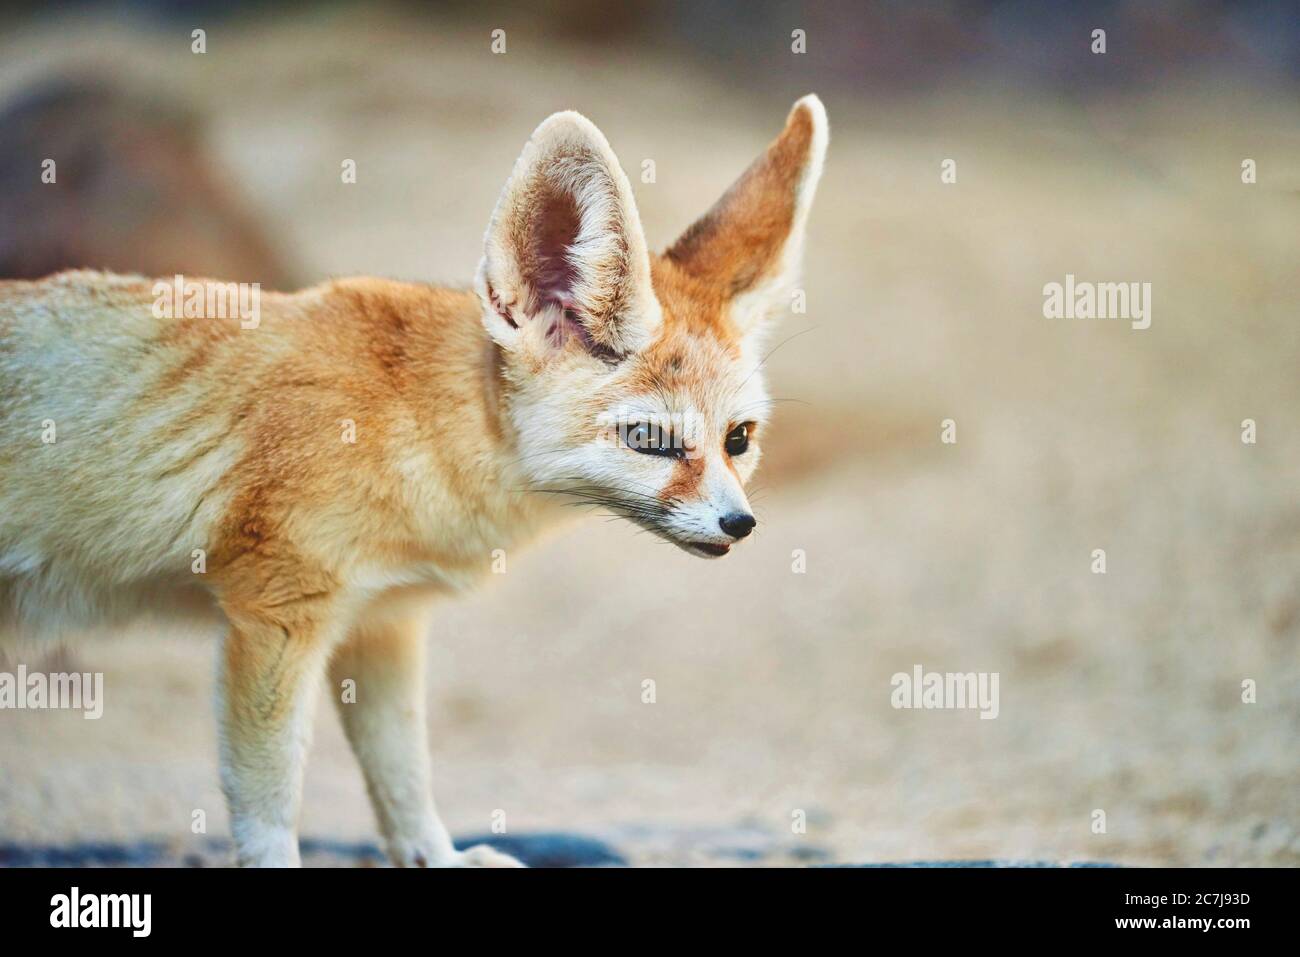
626,422,681,458
725,423,750,456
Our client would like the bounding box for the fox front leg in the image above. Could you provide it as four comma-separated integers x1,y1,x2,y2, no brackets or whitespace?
217,609,336,867
329,608,523,868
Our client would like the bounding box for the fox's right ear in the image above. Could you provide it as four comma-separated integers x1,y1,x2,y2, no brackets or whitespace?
664,94,828,341
475,111,660,361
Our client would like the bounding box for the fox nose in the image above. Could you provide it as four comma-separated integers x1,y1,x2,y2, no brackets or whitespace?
719,512,756,540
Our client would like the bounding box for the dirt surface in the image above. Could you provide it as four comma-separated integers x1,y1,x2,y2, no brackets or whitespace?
0,11,1297,866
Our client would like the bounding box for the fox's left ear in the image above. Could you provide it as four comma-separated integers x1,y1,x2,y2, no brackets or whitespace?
664,94,828,338
476,110,660,360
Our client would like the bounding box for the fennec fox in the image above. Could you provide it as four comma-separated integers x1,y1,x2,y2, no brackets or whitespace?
0,96,828,866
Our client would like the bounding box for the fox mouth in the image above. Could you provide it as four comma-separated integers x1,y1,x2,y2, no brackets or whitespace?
539,486,736,559
687,541,731,557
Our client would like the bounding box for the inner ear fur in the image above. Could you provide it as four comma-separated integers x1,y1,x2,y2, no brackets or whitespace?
477,110,660,359
664,94,828,322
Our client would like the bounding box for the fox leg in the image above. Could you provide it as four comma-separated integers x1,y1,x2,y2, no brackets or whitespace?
218,609,336,867
328,609,522,867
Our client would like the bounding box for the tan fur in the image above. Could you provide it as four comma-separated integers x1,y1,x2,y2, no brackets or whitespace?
0,95,827,866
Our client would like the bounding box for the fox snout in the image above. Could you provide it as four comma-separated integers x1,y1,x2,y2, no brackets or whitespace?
684,511,756,559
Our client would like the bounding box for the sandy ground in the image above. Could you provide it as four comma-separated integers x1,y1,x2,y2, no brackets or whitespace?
0,11,1297,865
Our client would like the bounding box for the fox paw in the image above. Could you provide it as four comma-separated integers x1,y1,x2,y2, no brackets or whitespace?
453,843,525,868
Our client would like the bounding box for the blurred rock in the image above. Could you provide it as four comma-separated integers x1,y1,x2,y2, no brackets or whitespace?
833,861,1118,868
0,833,627,867
454,832,627,867
0,77,297,287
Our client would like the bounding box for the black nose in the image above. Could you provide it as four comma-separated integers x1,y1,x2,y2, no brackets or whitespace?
719,512,756,539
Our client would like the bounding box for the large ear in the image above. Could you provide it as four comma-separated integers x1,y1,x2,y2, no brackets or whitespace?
664,94,828,337
475,110,660,360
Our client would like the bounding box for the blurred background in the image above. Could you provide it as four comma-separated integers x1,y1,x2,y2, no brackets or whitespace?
0,1,1297,866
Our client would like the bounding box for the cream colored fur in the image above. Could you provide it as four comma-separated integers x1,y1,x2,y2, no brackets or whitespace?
0,96,827,867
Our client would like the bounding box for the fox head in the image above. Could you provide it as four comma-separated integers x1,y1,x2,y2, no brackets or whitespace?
475,95,827,558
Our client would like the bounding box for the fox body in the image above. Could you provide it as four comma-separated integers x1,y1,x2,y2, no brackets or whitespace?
0,97,827,866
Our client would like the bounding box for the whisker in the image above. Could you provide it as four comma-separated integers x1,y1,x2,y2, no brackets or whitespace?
732,325,818,394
